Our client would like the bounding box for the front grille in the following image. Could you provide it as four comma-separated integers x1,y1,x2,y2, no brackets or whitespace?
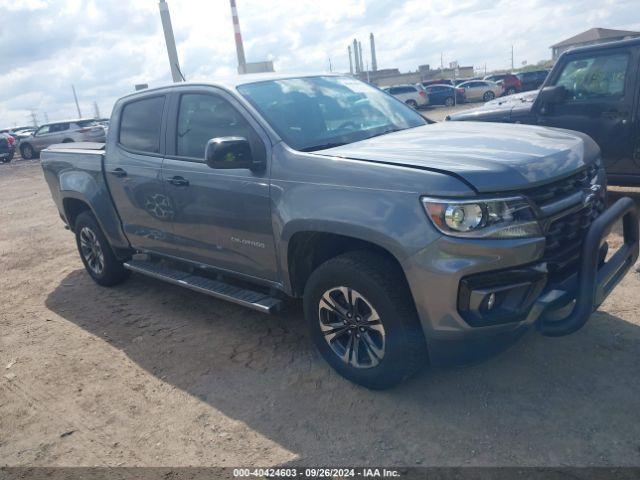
523,163,598,208
522,164,604,280
543,199,606,277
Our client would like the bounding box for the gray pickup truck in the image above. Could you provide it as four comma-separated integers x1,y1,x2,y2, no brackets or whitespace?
41,73,639,389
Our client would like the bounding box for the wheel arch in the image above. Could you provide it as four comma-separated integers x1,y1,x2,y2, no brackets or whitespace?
285,228,409,297
62,197,92,231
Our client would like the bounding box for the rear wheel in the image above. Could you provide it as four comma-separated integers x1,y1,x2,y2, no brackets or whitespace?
303,251,428,389
483,91,495,101
405,99,418,109
444,96,455,107
506,87,516,95
74,211,130,287
20,143,34,160
62,138,74,143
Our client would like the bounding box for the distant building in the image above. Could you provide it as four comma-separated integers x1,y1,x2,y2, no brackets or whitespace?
551,27,640,60
243,61,275,74
358,64,474,87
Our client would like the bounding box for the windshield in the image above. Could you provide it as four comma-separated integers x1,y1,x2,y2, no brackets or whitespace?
237,75,426,151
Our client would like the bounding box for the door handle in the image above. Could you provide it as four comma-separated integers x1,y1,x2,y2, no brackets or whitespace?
167,176,189,187
110,168,127,178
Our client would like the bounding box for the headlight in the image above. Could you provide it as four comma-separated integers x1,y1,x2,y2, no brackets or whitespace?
421,196,542,239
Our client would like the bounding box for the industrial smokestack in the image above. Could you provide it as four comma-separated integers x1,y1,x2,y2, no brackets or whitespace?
352,39,359,73
158,0,184,82
358,40,364,72
370,33,377,72
229,0,247,74
348,46,353,74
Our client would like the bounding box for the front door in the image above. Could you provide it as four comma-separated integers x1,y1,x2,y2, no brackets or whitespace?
162,89,277,281
104,94,176,254
537,48,638,175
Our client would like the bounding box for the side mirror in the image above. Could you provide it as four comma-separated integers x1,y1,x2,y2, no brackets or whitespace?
538,85,566,106
204,136,260,170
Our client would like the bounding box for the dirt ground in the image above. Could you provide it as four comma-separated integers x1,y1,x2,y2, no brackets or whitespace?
1,157,640,468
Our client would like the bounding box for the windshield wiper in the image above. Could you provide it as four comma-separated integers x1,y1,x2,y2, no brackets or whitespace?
300,142,347,152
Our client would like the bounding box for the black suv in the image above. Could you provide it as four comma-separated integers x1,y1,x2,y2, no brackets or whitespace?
448,38,640,186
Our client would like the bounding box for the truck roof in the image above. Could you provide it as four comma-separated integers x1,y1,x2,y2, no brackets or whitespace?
117,72,341,101
562,35,640,57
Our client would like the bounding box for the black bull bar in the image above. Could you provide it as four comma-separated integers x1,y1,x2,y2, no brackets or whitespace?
537,196,639,336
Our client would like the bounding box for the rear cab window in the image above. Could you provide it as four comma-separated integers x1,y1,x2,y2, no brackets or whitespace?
119,96,166,153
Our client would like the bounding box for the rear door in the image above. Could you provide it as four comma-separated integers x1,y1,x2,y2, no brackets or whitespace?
161,87,277,281
537,47,639,175
104,94,175,253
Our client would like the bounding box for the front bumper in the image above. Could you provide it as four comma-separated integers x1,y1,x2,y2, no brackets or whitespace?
403,197,639,366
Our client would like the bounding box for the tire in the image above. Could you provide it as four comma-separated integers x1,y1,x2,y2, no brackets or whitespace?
483,91,495,101
506,87,516,95
74,211,130,287
62,138,74,143
444,96,455,107
20,143,34,160
303,251,428,389
405,99,418,109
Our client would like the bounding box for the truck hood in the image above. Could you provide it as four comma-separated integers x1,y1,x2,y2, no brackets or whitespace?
317,122,598,192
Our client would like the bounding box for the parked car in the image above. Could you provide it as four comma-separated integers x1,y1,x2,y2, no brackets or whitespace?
19,119,106,160
423,84,465,106
41,73,638,389
457,80,503,102
448,37,640,186
0,133,16,163
484,73,522,95
1,126,36,147
422,79,453,87
382,84,428,108
516,70,550,91
453,77,482,86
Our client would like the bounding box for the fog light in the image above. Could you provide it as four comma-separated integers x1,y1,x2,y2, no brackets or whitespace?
486,293,496,310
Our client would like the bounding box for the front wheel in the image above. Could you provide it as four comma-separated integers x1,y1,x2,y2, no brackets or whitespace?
405,99,418,109
74,211,130,287
483,91,495,101
303,251,428,389
20,143,34,160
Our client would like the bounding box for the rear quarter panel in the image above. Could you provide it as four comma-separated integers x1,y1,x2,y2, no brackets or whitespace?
41,146,131,253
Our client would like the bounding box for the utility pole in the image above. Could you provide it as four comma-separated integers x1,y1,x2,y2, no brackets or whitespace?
44,112,50,123
511,45,514,71
71,85,82,118
229,0,247,74
328,57,332,72
440,52,443,70
159,0,184,82
348,46,353,74
93,101,101,119
30,111,38,127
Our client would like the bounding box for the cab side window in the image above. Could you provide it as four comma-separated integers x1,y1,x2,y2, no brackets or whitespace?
119,96,165,153
555,53,629,101
176,93,253,160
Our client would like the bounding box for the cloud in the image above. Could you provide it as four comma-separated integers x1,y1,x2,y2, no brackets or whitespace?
0,0,639,127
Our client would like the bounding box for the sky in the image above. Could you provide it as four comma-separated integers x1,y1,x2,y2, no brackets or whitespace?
1,0,639,127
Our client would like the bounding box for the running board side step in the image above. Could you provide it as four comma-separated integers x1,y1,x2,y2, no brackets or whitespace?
123,260,282,314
